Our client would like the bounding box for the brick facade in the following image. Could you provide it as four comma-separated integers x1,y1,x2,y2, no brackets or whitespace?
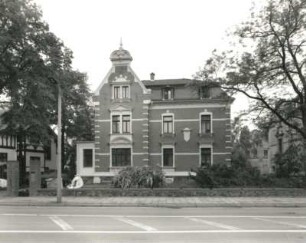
76,46,233,177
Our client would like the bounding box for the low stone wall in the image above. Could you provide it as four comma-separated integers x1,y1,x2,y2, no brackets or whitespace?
37,187,306,197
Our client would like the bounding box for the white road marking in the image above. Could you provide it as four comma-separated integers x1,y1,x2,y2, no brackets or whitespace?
186,217,240,230
0,230,306,234
253,217,306,229
1,213,306,219
116,217,157,231
1,213,39,217
49,216,73,231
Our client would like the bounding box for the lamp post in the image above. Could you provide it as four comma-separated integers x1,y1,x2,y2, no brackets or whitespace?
57,84,62,203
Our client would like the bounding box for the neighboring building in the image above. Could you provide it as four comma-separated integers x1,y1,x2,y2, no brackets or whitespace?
0,108,57,179
249,123,304,174
76,45,233,181
249,130,271,174
0,133,17,179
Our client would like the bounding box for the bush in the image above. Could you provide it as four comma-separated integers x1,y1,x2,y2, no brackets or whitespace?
273,144,305,177
113,166,165,189
192,164,261,188
192,163,305,188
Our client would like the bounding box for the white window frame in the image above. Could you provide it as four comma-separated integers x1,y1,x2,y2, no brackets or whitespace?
162,87,174,100
199,145,213,166
121,85,130,99
161,113,174,134
199,112,213,134
112,85,130,99
76,143,95,176
111,111,132,134
161,145,175,168
110,145,133,167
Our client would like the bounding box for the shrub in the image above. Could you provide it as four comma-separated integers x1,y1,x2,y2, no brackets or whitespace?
192,163,305,188
273,144,305,178
113,166,165,189
191,164,261,188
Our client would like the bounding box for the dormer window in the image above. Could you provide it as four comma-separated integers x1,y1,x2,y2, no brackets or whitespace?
162,87,174,100
113,85,130,99
199,86,210,99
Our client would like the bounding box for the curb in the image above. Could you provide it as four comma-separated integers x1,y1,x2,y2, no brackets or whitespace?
0,201,306,208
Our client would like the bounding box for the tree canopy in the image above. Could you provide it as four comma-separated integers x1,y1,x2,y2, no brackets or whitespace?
0,0,93,180
195,0,306,142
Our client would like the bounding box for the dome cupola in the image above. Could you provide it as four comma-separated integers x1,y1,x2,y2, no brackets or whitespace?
110,40,133,63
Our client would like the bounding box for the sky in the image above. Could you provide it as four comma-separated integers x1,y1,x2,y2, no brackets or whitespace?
34,0,264,116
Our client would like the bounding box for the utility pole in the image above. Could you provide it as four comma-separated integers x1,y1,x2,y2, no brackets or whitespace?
57,84,62,203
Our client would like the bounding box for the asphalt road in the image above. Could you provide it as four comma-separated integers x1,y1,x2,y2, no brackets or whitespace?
0,206,305,242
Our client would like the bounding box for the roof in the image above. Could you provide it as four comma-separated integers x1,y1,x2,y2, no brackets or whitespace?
110,46,133,62
142,79,195,87
142,79,221,87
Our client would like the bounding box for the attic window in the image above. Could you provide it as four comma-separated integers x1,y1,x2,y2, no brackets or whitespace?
113,85,130,99
162,87,174,100
199,86,210,98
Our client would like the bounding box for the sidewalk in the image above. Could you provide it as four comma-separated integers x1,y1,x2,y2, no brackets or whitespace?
0,195,306,207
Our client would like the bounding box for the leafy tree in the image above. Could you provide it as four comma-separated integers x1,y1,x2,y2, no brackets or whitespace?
231,126,252,169
195,0,306,144
0,0,93,184
274,143,305,177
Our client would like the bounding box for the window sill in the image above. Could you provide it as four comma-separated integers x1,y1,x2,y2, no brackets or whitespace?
111,98,131,102
198,133,214,137
110,133,133,135
161,133,176,137
109,166,131,173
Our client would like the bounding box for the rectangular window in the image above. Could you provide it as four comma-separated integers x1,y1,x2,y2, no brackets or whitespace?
112,148,131,167
0,153,7,162
264,150,268,158
163,115,173,134
122,86,130,99
163,148,173,167
162,87,174,100
199,87,210,98
112,115,120,133
252,149,258,158
201,148,211,167
44,145,51,160
83,149,93,167
201,114,211,134
278,138,283,154
113,86,120,99
122,115,131,133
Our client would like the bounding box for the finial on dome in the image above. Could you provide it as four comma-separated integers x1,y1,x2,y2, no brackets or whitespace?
119,37,123,50
110,40,133,63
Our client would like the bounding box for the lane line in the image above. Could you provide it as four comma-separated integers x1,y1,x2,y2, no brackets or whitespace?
1,213,306,219
253,217,306,229
116,217,157,231
49,216,73,231
0,230,306,234
186,217,240,230
1,213,39,217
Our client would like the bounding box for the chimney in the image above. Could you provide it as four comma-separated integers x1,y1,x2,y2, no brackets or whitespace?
150,72,155,81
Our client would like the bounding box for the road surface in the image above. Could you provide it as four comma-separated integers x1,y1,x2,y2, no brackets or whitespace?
0,206,305,242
